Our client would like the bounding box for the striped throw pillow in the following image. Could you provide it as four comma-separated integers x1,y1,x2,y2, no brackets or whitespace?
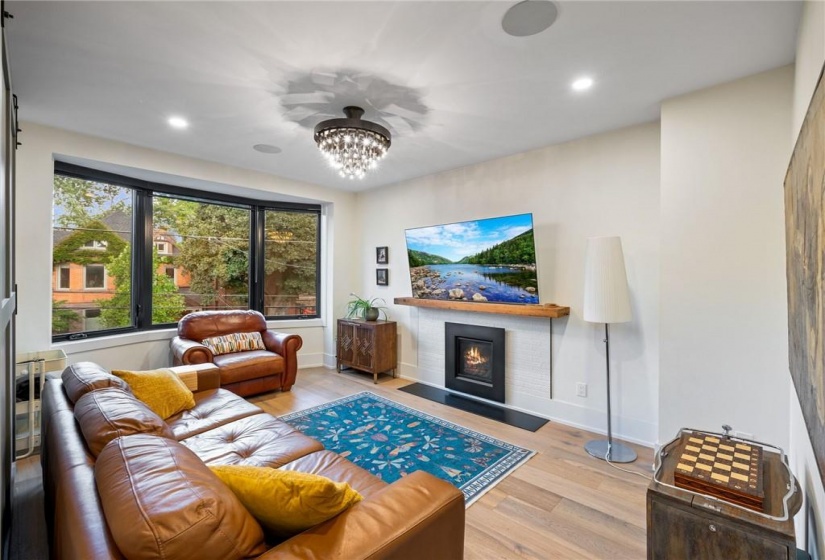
202,332,266,356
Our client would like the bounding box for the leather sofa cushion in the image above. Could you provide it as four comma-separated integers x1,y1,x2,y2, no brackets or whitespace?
61,362,130,404
178,309,267,341
181,413,323,468
166,389,263,440
212,350,284,385
95,435,267,560
279,450,388,499
41,378,125,559
74,388,174,457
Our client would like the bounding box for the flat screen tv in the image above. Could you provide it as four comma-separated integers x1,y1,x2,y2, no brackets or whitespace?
405,213,539,304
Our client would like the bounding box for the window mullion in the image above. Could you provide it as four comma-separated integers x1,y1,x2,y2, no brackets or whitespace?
134,190,152,329
251,206,265,313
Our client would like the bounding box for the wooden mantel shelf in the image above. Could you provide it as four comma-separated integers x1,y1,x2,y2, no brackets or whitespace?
393,297,570,318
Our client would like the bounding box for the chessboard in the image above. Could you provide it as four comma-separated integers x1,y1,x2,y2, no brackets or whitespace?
673,432,764,512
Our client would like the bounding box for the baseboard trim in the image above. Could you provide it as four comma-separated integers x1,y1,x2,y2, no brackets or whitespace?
297,352,326,369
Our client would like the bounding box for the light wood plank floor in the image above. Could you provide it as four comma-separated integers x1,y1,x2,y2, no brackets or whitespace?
12,454,46,560
12,366,653,559
251,367,653,560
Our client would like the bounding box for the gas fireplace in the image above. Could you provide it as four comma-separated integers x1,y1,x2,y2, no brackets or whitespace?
445,322,505,403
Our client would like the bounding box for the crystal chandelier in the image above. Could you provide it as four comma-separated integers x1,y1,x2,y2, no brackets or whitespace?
314,106,391,179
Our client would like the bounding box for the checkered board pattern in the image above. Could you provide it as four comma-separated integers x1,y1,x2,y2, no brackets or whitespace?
673,432,764,512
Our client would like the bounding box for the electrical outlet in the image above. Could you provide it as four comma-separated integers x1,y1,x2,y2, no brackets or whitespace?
576,382,587,398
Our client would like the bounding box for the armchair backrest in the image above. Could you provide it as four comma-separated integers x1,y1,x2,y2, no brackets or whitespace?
177,310,267,342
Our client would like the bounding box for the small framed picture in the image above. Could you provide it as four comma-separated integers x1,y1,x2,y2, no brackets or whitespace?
376,268,388,286
376,246,388,264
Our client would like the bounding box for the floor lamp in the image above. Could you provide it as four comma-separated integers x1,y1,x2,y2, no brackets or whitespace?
583,236,636,463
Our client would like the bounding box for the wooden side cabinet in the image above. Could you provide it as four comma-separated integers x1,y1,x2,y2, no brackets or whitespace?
336,319,397,384
647,434,802,560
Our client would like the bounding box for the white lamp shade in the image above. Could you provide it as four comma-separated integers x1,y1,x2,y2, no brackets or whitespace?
583,236,632,324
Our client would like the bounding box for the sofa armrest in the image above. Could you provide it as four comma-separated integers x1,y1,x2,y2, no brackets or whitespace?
261,331,302,391
170,337,213,366
168,364,221,392
258,471,465,560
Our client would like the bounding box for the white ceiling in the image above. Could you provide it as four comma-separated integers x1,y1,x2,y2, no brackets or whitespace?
6,1,801,192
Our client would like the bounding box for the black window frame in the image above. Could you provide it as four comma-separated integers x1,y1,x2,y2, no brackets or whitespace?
52,162,322,342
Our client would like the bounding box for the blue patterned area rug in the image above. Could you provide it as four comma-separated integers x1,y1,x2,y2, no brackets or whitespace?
280,391,536,506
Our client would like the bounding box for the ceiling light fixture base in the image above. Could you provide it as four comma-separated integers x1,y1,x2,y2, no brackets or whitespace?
314,106,391,180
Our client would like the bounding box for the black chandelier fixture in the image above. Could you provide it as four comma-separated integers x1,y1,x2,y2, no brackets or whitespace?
314,106,391,179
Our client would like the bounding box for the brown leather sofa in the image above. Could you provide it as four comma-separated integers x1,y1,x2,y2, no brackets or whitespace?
42,362,465,560
171,309,302,397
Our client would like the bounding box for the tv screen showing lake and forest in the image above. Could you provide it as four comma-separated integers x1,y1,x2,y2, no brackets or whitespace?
404,213,539,304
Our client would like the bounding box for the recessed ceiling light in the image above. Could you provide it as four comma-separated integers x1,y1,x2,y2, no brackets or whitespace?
502,0,558,37
167,116,189,129
253,144,282,154
571,77,594,92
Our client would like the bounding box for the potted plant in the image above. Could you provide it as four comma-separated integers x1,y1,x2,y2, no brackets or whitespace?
346,293,388,321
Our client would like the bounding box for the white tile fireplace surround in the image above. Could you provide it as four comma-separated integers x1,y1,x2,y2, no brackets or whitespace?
414,308,553,408
399,306,656,445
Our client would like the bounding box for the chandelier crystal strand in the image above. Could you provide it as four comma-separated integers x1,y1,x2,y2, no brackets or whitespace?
314,107,391,180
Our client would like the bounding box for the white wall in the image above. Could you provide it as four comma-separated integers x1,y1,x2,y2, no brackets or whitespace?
789,0,825,550
659,66,793,447
356,123,661,445
15,122,359,370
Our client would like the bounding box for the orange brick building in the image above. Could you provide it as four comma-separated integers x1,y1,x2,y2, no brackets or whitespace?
52,211,190,330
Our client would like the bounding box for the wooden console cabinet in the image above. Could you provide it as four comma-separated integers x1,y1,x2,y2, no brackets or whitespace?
647,433,802,559
336,319,397,384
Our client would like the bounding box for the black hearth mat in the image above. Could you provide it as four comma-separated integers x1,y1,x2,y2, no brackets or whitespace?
398,383,548,432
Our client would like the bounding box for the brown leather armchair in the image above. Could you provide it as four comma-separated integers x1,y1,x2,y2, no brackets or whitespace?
171,310,302,397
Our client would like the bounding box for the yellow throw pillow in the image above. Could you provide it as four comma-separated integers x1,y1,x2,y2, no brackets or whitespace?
209,465,363,538
111,368,195,420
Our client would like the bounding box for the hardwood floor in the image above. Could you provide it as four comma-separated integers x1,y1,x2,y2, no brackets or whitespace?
11,455,47,560
12,366,653,559
251,367,653,560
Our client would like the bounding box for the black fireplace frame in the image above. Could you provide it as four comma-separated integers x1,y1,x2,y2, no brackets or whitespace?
445,322,505,403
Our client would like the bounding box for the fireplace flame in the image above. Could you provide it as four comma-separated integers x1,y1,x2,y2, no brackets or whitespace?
465,346,488,367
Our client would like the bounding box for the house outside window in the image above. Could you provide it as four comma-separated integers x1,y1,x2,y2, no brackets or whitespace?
57,266,70,290
155,241,169,254
84,308,102,331
82,240,108,250
84,265,105,289
51,172,133,337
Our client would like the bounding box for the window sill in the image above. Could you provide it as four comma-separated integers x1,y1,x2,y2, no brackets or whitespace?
266,318,324,330
54,318,325,354
54,328,177,354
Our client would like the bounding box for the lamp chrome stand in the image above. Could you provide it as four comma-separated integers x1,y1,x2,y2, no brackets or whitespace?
585,324,637,463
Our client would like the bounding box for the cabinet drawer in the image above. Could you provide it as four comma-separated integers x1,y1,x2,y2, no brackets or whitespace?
648,497,789,560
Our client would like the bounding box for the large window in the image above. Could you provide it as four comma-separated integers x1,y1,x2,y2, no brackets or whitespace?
264,209,318,316
152,195,251,324
51,163,321,341
52,175,133,337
